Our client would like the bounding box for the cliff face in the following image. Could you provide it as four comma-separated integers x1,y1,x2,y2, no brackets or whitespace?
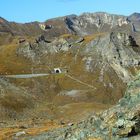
0,12,140,139
128,13,140,32
65,12,129,35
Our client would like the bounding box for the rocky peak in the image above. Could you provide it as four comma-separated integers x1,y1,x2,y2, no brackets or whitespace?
80,12,128,27
64,12,129,35
127,13,140,32
128,12,140,21
0,17,8,23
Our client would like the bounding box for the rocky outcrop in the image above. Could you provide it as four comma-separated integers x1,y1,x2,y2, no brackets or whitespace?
17,30,140,82
128,13,140,22
0,12,140,41
98,72,140,138
65,12,129,35
128,13,140,32
0,12,136,38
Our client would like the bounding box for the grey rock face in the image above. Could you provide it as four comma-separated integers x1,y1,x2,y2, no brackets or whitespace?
17,35,79,58
128,13,140,22
17,30,140,83
0,12,140,38
65,12,128,35
128,13,140,32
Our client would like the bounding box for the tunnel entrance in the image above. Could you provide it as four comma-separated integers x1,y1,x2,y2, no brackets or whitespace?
54,68,62,74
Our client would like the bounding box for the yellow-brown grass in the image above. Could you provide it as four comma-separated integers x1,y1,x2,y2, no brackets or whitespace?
0,120,60,140
84,33,105,43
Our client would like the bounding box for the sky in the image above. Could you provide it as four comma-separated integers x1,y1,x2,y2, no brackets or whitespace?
0,0,140,23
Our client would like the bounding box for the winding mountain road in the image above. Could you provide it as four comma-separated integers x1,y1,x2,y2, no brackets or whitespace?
1,73,50,79
0,73,96,89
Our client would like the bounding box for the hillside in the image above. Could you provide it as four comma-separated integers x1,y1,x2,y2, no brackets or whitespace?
0,12,140,139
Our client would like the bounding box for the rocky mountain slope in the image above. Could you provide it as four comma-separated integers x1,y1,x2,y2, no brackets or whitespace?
0,12,140,139
22,69,140,140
